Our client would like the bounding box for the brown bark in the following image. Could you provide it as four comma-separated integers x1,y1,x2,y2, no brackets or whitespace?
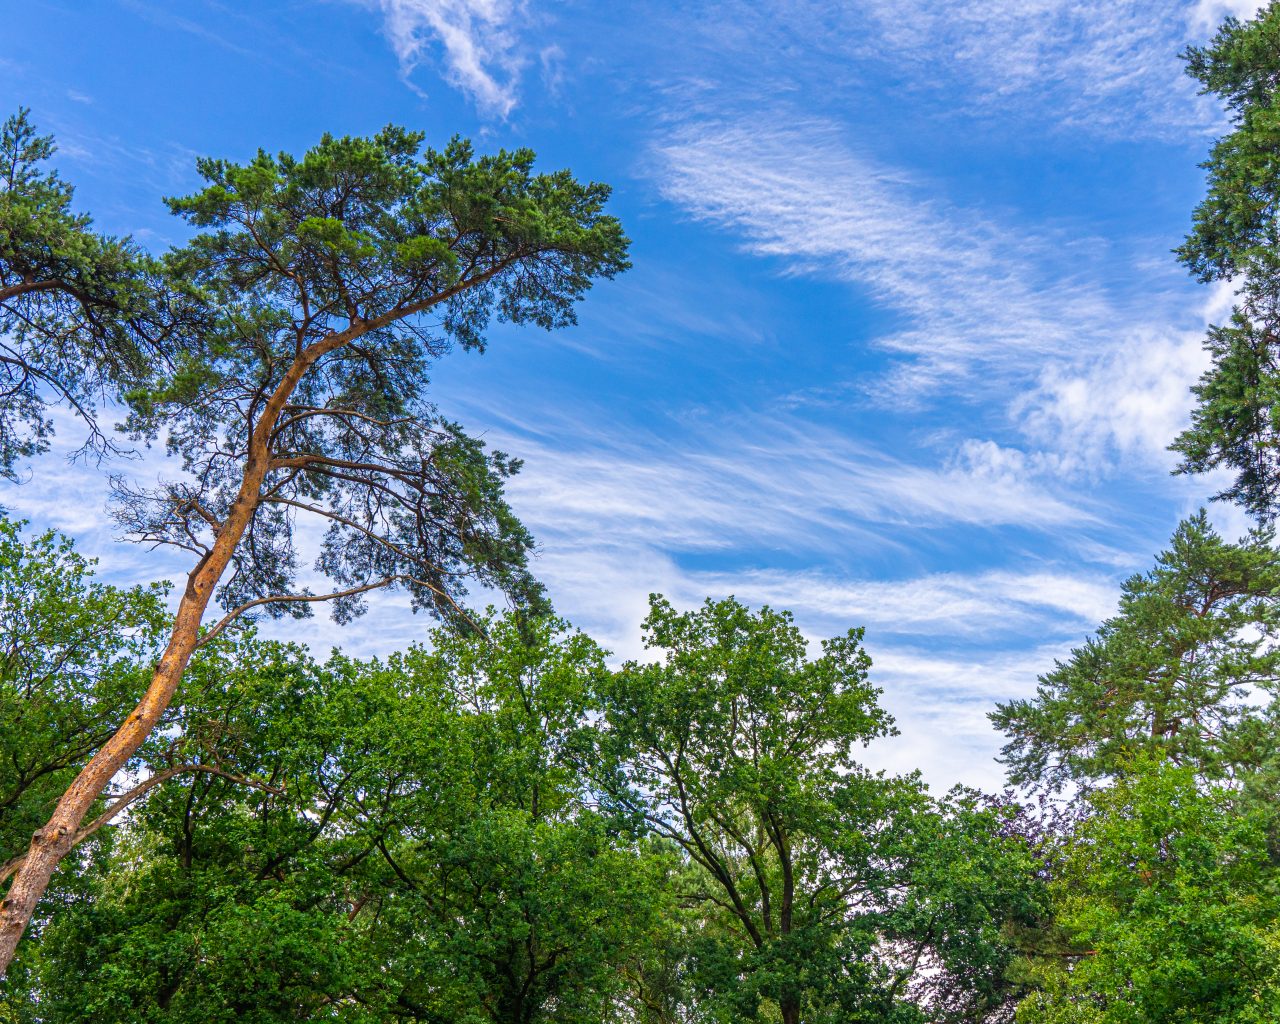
0,496,252,969
0,315,302,971
0,264,520,974
0,278,85,304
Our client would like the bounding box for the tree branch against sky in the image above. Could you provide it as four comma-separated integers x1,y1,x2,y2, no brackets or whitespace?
1173,2,1280,517
0,109,170,475
0,123,629,971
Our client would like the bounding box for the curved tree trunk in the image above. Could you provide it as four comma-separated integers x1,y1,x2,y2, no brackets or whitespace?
0,283,510,974
0,419,280,973
0,525,247,970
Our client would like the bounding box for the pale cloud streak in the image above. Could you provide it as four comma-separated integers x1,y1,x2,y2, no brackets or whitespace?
657,118,1121,396
850,0,1212,134
363,0,525,115
1018,280,1237,473
445,408,1098,653
497,416,1091,556
1191,0,1267,33
685,0,1244,138
687,567,1118,640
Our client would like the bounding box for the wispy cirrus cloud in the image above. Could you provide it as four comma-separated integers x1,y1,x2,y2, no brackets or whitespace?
656,117,1124,396
440,406,1097,654
494,415,1091,557
688,566,1118,641
676,0,1257,138
863,642,1075,789
655,112,1223,479
1192,0,1267,33
846,0,1214,134
360,0,526,116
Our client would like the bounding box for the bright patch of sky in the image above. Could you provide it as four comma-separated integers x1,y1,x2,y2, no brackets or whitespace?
1,0,1266,791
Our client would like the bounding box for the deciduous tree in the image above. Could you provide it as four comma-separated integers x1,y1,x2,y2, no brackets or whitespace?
1015,760,1280,1024
595,596,1042,1024
17,616,663,1023
0,517,167,871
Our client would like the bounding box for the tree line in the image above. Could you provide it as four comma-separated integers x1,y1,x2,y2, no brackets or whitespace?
3,3,1280,1021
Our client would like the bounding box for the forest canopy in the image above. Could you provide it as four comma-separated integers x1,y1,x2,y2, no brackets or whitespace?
5,2,1280,1023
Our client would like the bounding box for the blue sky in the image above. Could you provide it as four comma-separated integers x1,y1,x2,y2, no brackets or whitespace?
0,0,1263,790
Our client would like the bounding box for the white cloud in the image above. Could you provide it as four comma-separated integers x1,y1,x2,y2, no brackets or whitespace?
351,0,1260,134
1018,279,1237,471
1018,327,1209,472
863,642,1073,790
687,566,1117,640
363,0,525,116
860,0,1206,131
442,409,1098,660
708,0,1240,137
657,118,1121,396
1191,0,1267,34
498,415,1090,554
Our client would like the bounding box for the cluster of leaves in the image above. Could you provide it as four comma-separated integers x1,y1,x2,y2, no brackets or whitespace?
0,520,169,862
992,512,1280,793
595,597,1044,1024
0,519,1044,1023
0,109,173,479
1016,762,1280,1024
110,126,630,626
993,515,1280,1021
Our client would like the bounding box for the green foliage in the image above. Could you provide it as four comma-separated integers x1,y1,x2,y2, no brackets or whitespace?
1171,3,1280,515
995,514,1280,1021
597,595,1043,1024
0,516,168,862
111,124,629,628
371,613,663,1023
992,513,1280,792
1016,759,1280,1024
0,109,159,477
0,588,1046,1023
17,615,660,1023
